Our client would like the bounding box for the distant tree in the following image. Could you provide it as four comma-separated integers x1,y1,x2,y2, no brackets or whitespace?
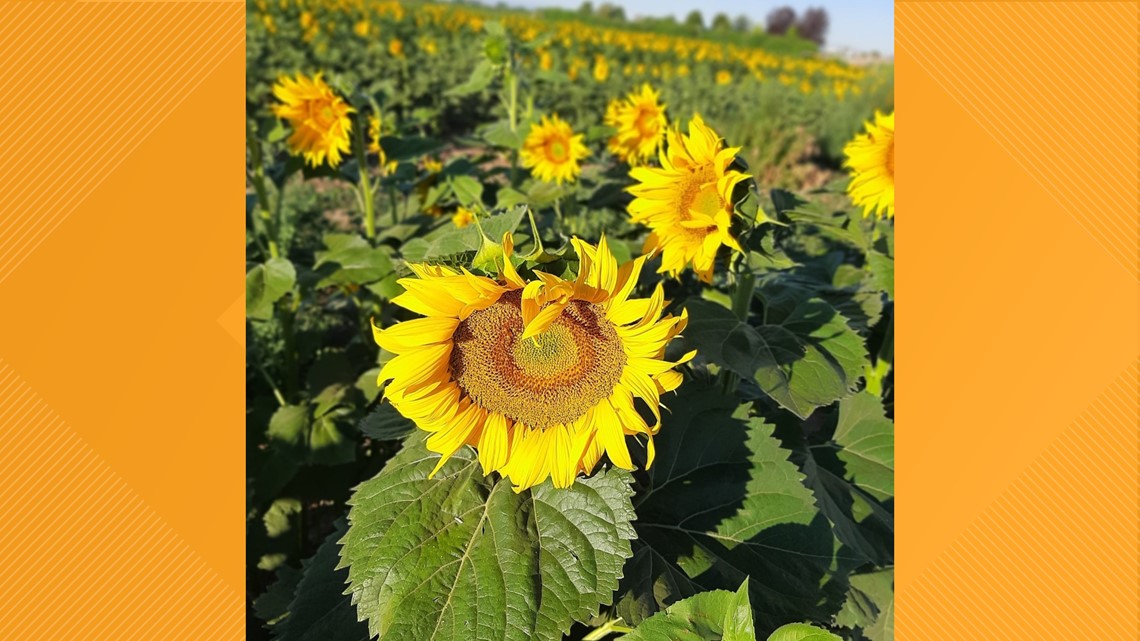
597,2,625,21
796,7,829,45
766,6,796,35
684,10,704,30
577,1,593,15
711,13,732,31
733,14,751,32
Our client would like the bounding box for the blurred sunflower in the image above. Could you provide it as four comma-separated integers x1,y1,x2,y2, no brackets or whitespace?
844,110,894,219
367,115,398,175
520,115,589,184
372,235,693,490
627,114,749,283
388,38,405,58
451,207,475,228
604,84,667,166
272,72,353,168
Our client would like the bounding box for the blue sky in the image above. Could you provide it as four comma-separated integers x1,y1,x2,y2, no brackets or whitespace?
503,0,893,54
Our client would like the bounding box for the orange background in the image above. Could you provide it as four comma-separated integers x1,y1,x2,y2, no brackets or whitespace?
897,1,1138,640
0,1,1134,639
0,1,246,639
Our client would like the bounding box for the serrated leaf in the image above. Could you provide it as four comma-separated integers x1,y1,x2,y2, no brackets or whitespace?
776,393,894,566
398,206,526,263
340,433,636,641
684,297,868,419
612,542,702,625
358,403,414,440
833,392,894,501
628,384,834,632
314,234,395,288
247,257,296,321
275,523,371,641
618,581,755,641
766,623,841,641
866,251,893,299
835,569,893,641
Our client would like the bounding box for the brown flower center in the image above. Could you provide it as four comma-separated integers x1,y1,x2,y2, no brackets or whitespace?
449,290,626,430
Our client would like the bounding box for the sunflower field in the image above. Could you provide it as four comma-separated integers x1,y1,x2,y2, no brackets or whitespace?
246,2,895,640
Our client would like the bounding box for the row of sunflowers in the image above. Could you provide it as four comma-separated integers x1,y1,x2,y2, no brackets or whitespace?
247,0,894,170
247,4,894,641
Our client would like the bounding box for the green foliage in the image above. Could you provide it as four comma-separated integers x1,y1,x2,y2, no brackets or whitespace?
622,383,835,631
247,257,296,321
339,433,636,641
618,581,755,641
684,295,868,419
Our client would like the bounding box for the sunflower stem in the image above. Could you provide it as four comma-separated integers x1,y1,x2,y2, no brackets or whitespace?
353,113,376,239
246,119,278,259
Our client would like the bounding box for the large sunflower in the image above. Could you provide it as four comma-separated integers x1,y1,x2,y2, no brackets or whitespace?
520,115,589,185
844,110,894,219
627,114,749,283
272,72,354,168
372,235,693,491
604,84,667,166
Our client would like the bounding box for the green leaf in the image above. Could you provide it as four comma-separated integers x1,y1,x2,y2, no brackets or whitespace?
339,433,636,641
275,523,371,641
776,393,894,565
835,569,893,641
247,257,296,321
867,251,894,299
314,234,396,288
358,403,414,441
766,623,842,641
254,563,302,628
448,175,485,207
378,135,443,162
612,542,702,625
833,392,894,501
263,498,302,538
684,297,868,419
399,206,526,263
267,405,310,447
627,383,835,631
483,120,524,150
618,581,756,641
446,59,496,96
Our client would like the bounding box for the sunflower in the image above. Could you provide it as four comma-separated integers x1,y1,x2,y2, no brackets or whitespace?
627,114,749,283
520,115,589,185
844,110,894,219
272,72,354,168
372,234,693,491
604,84,667,166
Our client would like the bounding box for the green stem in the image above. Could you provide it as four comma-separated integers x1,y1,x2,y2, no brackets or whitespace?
582,619,633,641
506,68,521,188
247,119,279,259
731,270,756,321
353,113,376,239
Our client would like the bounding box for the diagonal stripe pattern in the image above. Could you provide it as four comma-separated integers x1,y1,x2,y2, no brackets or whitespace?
0,360,244,640
0,1,245,285
897,361,1139,640
897,1,1140,280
